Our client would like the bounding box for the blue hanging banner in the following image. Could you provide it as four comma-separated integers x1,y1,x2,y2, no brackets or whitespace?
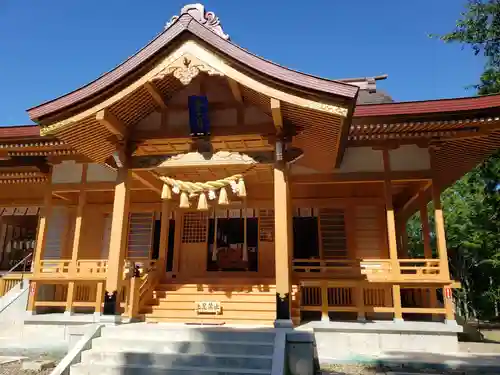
188,95,210,136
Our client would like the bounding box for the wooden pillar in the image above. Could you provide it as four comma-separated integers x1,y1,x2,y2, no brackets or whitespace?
419,192,438,309
382,149,402,321
400,219,409,259
431,182,450,277
274,162,292,324
382,150,399,263
67,166,87,314
430,147,453,320
419,193,432,259
103,167,131,316
173,210,182,275
33,170,53,274
158,200,171,275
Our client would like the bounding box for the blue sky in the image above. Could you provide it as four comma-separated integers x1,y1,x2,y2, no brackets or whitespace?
0,0,484,125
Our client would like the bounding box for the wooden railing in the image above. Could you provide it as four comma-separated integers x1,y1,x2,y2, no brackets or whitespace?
0,275,23,297
0,253,33,297
75,260,108,277
298,280,448,320
126,264,158,320
292,258,443,281
34,259,109,279
398,259,441,277
28,280,104,314
35,260,71,275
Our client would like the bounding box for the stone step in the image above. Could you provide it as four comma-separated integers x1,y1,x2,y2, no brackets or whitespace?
90,337,275,356
80,351,273,370
100,325,276,343
71,363,271,375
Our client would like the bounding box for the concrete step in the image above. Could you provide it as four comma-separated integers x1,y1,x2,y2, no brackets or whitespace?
100,325,276,343
90,337,275,356
71,363,271,375
146,309,275,320
80,351,273,370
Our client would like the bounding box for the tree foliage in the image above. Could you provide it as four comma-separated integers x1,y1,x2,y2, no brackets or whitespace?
438,0,500,94
420,0,500,320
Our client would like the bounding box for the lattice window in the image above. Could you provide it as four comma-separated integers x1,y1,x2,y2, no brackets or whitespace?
258,209,274,242
319,208,347,259
182,211,208,243
126,212,154,259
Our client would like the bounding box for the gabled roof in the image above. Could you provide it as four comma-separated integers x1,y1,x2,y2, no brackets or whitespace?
28,4,357,122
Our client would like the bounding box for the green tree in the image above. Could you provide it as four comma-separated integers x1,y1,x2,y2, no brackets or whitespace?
424,0,500,319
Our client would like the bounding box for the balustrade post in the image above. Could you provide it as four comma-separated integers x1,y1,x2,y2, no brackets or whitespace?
65,281,75,313
128,276,140,319
356,284,366,321
392,284,403,321
321,281,329,321
27,281,37,314
95,281,104,315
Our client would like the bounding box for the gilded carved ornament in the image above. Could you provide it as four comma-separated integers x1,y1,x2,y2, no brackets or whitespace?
151,56,224,85
306,102,348,117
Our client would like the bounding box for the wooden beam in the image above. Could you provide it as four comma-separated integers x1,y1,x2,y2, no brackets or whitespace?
396,181,431,213
96,109,127,140
144,81,168,110
52,192,72,202
132,123,274,141
270,98,283,133
292,170,432,185
227,78,243,103
131,171,162,195
51,180,150,193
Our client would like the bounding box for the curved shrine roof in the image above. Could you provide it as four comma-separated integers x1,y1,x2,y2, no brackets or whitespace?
27,5,358,122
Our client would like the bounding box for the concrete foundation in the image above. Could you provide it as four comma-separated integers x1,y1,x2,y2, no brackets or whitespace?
296,320,463,364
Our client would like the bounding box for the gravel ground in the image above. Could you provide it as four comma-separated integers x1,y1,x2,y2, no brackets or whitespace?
0,354,61,375
320,364,500,375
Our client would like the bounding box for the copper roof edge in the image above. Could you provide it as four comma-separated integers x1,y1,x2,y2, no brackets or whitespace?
27,10,358,122
354,93,500,118
337,74,389,83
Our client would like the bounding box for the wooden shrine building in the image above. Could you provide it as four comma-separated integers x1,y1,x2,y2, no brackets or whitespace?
1,3,500,327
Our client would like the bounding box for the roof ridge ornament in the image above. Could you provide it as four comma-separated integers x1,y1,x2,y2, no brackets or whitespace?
166,3,230,40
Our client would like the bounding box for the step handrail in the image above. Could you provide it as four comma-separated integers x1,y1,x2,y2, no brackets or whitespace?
1,252,33,279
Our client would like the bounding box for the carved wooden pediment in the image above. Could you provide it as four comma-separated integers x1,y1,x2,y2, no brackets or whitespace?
131,151,274,170
157,150,272,168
